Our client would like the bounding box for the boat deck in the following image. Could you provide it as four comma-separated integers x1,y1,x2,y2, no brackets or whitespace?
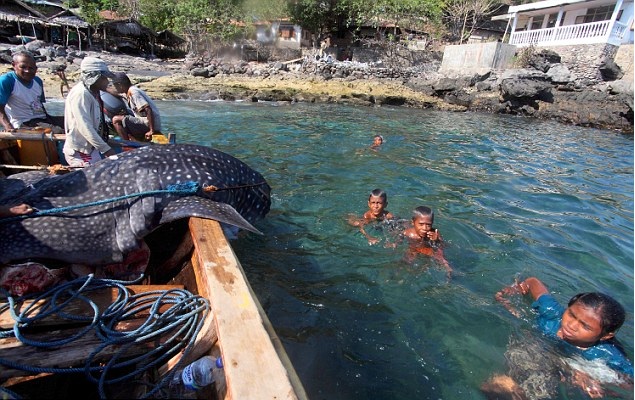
0,218,306,399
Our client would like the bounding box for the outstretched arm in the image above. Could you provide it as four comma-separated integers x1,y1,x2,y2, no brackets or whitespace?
495,277,549,317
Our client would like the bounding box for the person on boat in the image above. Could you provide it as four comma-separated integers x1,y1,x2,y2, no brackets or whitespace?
108,72,162,142
62,57,116,167
348,188,394,245
54,64,70,98
0,203,33,217
393,206,452,277
483,277,633,399
0,51,64,132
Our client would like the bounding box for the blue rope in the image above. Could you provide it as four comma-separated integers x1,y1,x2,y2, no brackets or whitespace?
0,274,210,399
0,181,201,224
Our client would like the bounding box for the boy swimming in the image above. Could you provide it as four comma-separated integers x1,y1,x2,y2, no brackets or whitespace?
348,188,394,245
484,276,633,399
401,206,452,278
371,134,384,149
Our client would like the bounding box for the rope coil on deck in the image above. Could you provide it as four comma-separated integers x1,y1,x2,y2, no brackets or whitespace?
0,274,210,399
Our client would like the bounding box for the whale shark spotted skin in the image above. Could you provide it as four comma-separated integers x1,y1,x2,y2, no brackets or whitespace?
0,144,271,266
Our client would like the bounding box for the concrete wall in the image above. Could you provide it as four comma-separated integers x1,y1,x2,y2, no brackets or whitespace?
439,42,517,74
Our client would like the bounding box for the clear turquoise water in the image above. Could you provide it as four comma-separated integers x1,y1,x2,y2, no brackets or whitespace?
51,100,635,399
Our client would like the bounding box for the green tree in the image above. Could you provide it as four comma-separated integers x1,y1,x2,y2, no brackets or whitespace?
64,0,119,24
242,0,289,22
288,0,339,40
338,0,443,38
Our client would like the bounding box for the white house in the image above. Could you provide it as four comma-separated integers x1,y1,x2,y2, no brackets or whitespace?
492,0,634,46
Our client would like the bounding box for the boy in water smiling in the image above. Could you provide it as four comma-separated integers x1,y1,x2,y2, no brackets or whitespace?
484,276,633,399
348,188,394,245
401,206,452,278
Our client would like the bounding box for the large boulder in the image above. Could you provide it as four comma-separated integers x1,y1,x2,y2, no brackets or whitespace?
598,58,623,81
499,69,553,102
527,49,562,72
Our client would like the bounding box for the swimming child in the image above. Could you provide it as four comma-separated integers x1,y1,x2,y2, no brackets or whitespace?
401,206,452,278
348,188,394,245
370,134,384,149
483,276,633,399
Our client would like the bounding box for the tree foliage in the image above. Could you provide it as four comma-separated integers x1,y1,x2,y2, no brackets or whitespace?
288,0,339,39
338,0,444,37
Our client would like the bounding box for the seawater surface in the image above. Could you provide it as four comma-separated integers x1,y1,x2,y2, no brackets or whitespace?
52,100,635,399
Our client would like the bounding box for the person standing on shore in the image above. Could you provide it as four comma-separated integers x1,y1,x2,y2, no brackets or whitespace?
62,57,116,167
109,72,162,142
0,51,64,132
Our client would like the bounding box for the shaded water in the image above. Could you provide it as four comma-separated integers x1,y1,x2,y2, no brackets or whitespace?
53,100,635,399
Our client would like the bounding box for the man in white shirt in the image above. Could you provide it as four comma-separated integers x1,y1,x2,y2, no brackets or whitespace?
62,57,116,167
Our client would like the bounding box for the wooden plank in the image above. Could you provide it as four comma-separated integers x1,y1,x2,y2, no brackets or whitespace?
188,218,306,400
0,131,65,142
157,256,219,377
0,285,184,330
0,318,165,380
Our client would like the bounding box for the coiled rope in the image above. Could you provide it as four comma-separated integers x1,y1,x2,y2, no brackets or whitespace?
0,180,268,225
0,274,210,399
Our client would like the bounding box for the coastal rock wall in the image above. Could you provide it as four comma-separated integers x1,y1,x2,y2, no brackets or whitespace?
538,43,619,84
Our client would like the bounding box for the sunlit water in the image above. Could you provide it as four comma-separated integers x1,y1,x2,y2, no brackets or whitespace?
49,100,635,399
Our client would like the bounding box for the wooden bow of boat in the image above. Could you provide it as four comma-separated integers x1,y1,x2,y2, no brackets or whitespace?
0,218,307,399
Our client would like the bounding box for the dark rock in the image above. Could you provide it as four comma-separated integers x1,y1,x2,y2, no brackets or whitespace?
500,78,553,102
599,58,623,81
191,68,209,78
444,89,474,107
528,49,561,72
476,81,493,91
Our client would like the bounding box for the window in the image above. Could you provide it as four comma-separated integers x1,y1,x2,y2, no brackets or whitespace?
279,27,295,39
530,15,544,30
578,5,620,23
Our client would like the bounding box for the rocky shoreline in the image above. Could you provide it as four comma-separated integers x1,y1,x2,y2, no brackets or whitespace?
3,45,633,133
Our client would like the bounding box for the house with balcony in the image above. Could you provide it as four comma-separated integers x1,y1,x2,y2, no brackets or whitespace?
441,0,633,81
492,0,633,47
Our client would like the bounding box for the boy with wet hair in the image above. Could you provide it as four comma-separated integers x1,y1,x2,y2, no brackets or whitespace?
402,206,452,278
348,188,394,245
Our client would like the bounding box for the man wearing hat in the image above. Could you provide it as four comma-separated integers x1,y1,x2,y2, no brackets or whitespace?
63,57,116,166
109,72,162,142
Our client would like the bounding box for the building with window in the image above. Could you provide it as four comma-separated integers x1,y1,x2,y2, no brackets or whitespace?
492,0,633,46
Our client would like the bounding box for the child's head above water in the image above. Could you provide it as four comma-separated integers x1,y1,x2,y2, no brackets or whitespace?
366,188,389,218
369,188,387,203
566,292,625,339
412,206,434,222
372,135,384,147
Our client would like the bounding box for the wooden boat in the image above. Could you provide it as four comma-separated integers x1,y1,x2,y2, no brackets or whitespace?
0,128,176,174
0,133,307,399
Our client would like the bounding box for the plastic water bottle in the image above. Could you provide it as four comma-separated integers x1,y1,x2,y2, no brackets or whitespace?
170,356,224,398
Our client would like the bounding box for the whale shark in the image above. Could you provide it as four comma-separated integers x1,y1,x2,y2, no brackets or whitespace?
0,144,271,266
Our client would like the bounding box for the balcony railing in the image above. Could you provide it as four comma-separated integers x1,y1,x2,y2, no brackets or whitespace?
510,20,628,46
